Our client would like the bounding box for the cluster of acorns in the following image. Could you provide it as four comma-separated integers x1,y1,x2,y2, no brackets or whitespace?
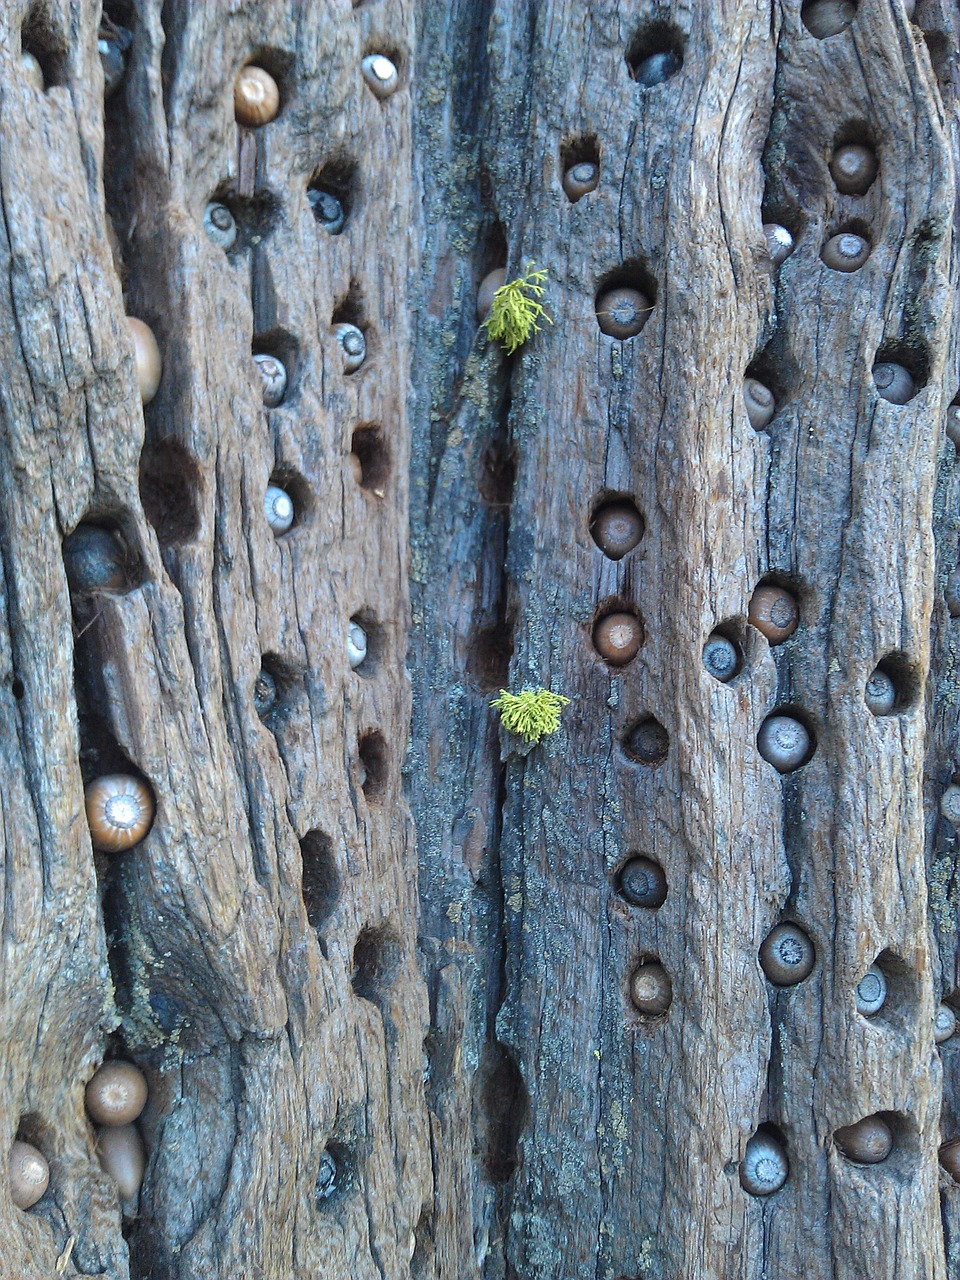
10,1060,148,1214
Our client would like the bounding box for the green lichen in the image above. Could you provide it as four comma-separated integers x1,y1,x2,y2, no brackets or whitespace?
490,686,570,742
483,262,553,355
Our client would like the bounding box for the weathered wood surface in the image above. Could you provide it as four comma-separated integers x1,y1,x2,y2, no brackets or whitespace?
0,1,958,1278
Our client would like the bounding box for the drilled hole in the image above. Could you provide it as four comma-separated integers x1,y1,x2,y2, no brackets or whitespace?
139,440,203,547
350,425,390,495
300,830,340,932
468,624,514,691
473,1040,528,1183
559,134,600,203
307,156,357,233
625,22,684,86
357,730,388,802
352,924,401,1005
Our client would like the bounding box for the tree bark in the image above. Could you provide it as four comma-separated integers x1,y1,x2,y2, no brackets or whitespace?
0,1,958,1278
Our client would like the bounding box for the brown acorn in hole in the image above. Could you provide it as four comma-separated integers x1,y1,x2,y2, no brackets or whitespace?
595,287,651,339
563,160,599,202
830,144,878,195
9,1140,49,1210
590,503,643,560
834,1115,893,1164
234,65,280,126
86,1061,148,1127
593,612,641,665
748,585,798,644
939,1138,960,1182
85,775,155,853
629,961,672,1015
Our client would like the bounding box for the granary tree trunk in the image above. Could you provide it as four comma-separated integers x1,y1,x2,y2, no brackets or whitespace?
1,0,959,1278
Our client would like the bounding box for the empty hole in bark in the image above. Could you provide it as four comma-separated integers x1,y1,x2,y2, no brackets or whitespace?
589,493,645,560
595,260,658,335
11,677,24,700
478,212,507,278
331,282,366,331
478,438,517,506
349,610,383,677
474,1040,528,1184
745,334,796,415
873,340,928,401
315,1142,354,1206
559,134,600,200
357,730,388,802
352,924,401,1005
592,599,644,669
467,622,515,690
16,1114,51,1155
350,425,390,495
139,440,203,547
410,1206,432,1277
922,29,952,96
21,9,67,88
625,22,684,85
62,518,142,597
299,830,340,933
256,653,300,726
307,156,357,227
866,652,919,716
266,468,312,537
253,329,299,405
210,185,280,252
622,716,669,766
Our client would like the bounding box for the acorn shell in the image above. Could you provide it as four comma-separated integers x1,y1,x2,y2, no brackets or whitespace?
802,1,856,38
941,784,960,826
702,634,739,682
629,961,672,1015
21,51,44,92
873,362,915,405
596,287,651,339
264,484,294,534
854,964,887,1016
308,189,345,234
96,1123,146,1206
939,1138,960,1181
234,65,280,126
334,323,366,374
127,317,162,404
631,50,681,87
739,1130,789,1196
624,718,669,765
946,569,960,618
348,621,368,669
85,774,155,853
591,503,644,560
477,268,506,323
619,856,667,909
361,54,399,99
254,669,277,718
563,161,599,202
834,1115,892,1164
759,923,815,986
763,223,794,266
204,201,237,250
946,405,960,450
254,354,287,408
63,524,128,595
744,378,776,430
821,232,870,272
829,144,878,195
757,715,810,773
86,1060,148,1127
593,612,642,666
748,585,798,644
9,1140,49,1210
864,669,896,716
935,1003,957,1044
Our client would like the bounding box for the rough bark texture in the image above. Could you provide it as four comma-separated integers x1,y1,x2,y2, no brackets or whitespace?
0,1,958,1278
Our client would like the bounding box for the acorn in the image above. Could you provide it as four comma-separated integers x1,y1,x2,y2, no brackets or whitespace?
264,484,294,535
939,1138,960,1181
476,268,507,323
946,405,960,450
802,1,856,38
946,569,960,618
821,232,870,272
316,1150,339,1202
348,621,368,669
748,585,798,644
624,718,668,765
744,378,776,430
96,1123,146,1208
757,715,811,772
619,856,667,908
739,1130,789,1196
98,20,132,98
596,286,652,339
590,502,643,560
864,668,896,716
20,51,44,92
629,961,672,1015
86,1060,148,1127
935,1003,957,1044
834,1115,893,1164
855,964,887,1016
234,65,280,126
84,775,155,853
759,923,815,985
254,668,277,718
829,144,878,195
9,1140,49,1210
307,188,345,234
361,54,399,99
941,784,960,826
254,353,287,408
563,160,599,202
702,634,739,682
593,612,642,666
203,201,237,251
334,323,365,374
62,524,128,595
631,50,682,87
127,317,162,404
763,223,794,266
873,362,915,405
